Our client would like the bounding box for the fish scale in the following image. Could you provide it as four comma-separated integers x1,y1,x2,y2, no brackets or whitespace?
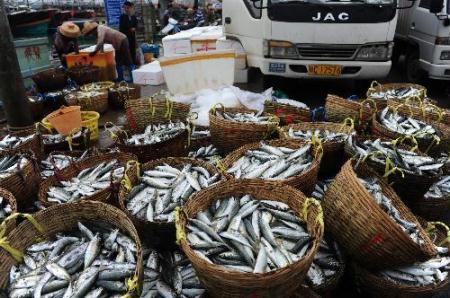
227,142,313,180
8,222,137,298
187,195,312,273
126,163,220,223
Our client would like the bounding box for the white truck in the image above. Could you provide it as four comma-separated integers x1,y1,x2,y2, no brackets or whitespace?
395,0,450,81
223,0,398,80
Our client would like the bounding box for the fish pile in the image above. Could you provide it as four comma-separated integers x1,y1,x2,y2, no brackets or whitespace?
311,180,334,200
0,195,13,223
188,144,221,164
40,151,89,179
140,249,205,297
186,195,313,273
425,176,450,200
270,97,309,110
125,122,186,146
66,90,105,101
227,142,313,180
369,86,424,101
8,222,137,298
42,131,83,145
349,137,444,177
378,107,436,138
191,128,210,139
47,159,125,204
126,163,220,223
0,134,34,150
0,155,30,179
306,236,344,288
359,176,425,246
287,128,352,143
216,110,274,124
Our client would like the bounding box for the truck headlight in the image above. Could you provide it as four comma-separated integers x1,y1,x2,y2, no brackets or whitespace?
356,43,393,61
440,51,450,60
436,37,450,45
264,40,299,59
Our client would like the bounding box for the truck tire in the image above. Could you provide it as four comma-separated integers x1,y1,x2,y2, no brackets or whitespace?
406,50,425,83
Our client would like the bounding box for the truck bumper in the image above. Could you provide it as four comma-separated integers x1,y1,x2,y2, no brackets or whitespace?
250,56,391,79
420,59,450,80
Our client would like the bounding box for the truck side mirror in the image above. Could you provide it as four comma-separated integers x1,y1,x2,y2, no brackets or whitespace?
429,0,444,13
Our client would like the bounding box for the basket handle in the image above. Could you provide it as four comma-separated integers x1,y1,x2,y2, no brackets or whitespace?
359,99,378,121
301,198,324,234
393,103,414,118
391,135,419,152
421,103,444,122
339,118,355,133
120,160,141,192
366,80,381,97
404,95,423,107
426,221,450,247
175,207,188,245
211,103,225,115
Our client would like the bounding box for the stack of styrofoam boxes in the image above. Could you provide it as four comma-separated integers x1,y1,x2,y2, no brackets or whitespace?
132,60,165,86
216,37,248,83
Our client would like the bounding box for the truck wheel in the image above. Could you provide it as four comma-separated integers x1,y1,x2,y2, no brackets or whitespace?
406,50,425,83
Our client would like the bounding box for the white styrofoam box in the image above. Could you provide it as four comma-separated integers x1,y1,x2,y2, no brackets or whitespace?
216,37,247,69
235,53,247,70
234,68,249,84
160,50,235,95
80,44,115,54
191,27,223,53
132,61,165,86
162,31,193,57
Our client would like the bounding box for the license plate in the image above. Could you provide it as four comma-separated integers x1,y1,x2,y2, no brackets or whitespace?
269,63,286,73
308,64,342,76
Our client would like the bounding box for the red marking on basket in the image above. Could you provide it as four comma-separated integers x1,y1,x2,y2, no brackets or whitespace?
360,233,385,254
285,114,295,124
126,109,137,131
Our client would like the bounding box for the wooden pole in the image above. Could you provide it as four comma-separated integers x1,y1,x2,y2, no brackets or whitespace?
0,0,34,129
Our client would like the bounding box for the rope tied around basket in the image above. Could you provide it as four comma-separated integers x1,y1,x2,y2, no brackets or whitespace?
121,274,140,298
393,102,414,119
0,212,46,262
164,98,174,121
309,135,324,160
175,207,187,245
339,118,355,133
211,103,225,116
421,102,444,122
426,221,450,247
186,112,198,148
391,135,419,153
35,121,53,135
105,122,128,141
121,160,141,192
301,198,324,234
359,98,377,122
64,128,82,151
366,80,381,98
214,157,227,174
383,156,405,180
264,116,281,140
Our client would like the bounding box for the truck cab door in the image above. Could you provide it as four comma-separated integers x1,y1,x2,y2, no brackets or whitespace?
409,0,440,60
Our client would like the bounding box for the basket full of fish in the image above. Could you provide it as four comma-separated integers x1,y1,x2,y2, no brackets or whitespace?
354,221,450,298
222,139,322,195
0,152,40,211
372,107,449,156
112,122,189,163
0,129,43,160
39,150,91,179
345,136,445,201
263,98,310,126
124,96,191,132
64,90,109,114
409,175,450,222
0,201,144,297
323,159,437,270
176,179,324,298
209,105,280,154
38,152,136,207
118,157,223,250
282,121,355,176
108,82,141,109
40,127,91,154
325,94,385,130
139,247,206,297
367,82,427,102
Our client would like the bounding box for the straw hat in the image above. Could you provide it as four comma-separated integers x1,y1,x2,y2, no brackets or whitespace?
58,22,81,38
82,21,99,36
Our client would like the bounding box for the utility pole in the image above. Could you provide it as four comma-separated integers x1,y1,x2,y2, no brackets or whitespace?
0,0,34,130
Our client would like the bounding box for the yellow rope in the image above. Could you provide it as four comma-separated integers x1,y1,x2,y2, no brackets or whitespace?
359,99,377,121
164,99,174,121
391,135,419,152
212,103,225,115
214,158,227,174
120,274,140,298
426,221,450,247
121,160,140,192
422,103,444,122
366,80,380,98
301,198,324,234
175,207,186,245
309,135,324,160
339,118,355,133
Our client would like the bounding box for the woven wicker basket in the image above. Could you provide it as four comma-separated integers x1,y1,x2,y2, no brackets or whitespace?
125,97,191,132
281,122,355,177
209,106,280,154
67,65,101,86
80,81,115,92
0,152,40,211
188,125,212,152
32,68,68,93
0,188,17,235
176,179,324,298
222,139,322,195
367,82,427,100
41,127,91,154
410,194,450,222
323,159,437,270
264,100,310,126
109,82,141,109
325,94,385,131
309,249,346,295
1,128,43,161
0,200,143,295
64,90,109,114
118,157,223,250
386,98,448,124
38,152,137,207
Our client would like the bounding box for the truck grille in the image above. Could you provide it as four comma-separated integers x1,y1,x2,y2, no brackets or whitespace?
296,45,358,60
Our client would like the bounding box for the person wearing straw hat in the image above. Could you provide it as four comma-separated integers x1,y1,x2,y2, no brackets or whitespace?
82,21,135,82
54,21,81,68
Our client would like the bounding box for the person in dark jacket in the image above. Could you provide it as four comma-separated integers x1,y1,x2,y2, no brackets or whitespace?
119,1,138,65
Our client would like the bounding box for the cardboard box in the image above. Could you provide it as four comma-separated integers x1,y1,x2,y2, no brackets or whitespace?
132,61,165,86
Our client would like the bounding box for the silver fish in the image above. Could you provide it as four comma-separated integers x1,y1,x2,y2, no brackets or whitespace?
126,122,186,145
